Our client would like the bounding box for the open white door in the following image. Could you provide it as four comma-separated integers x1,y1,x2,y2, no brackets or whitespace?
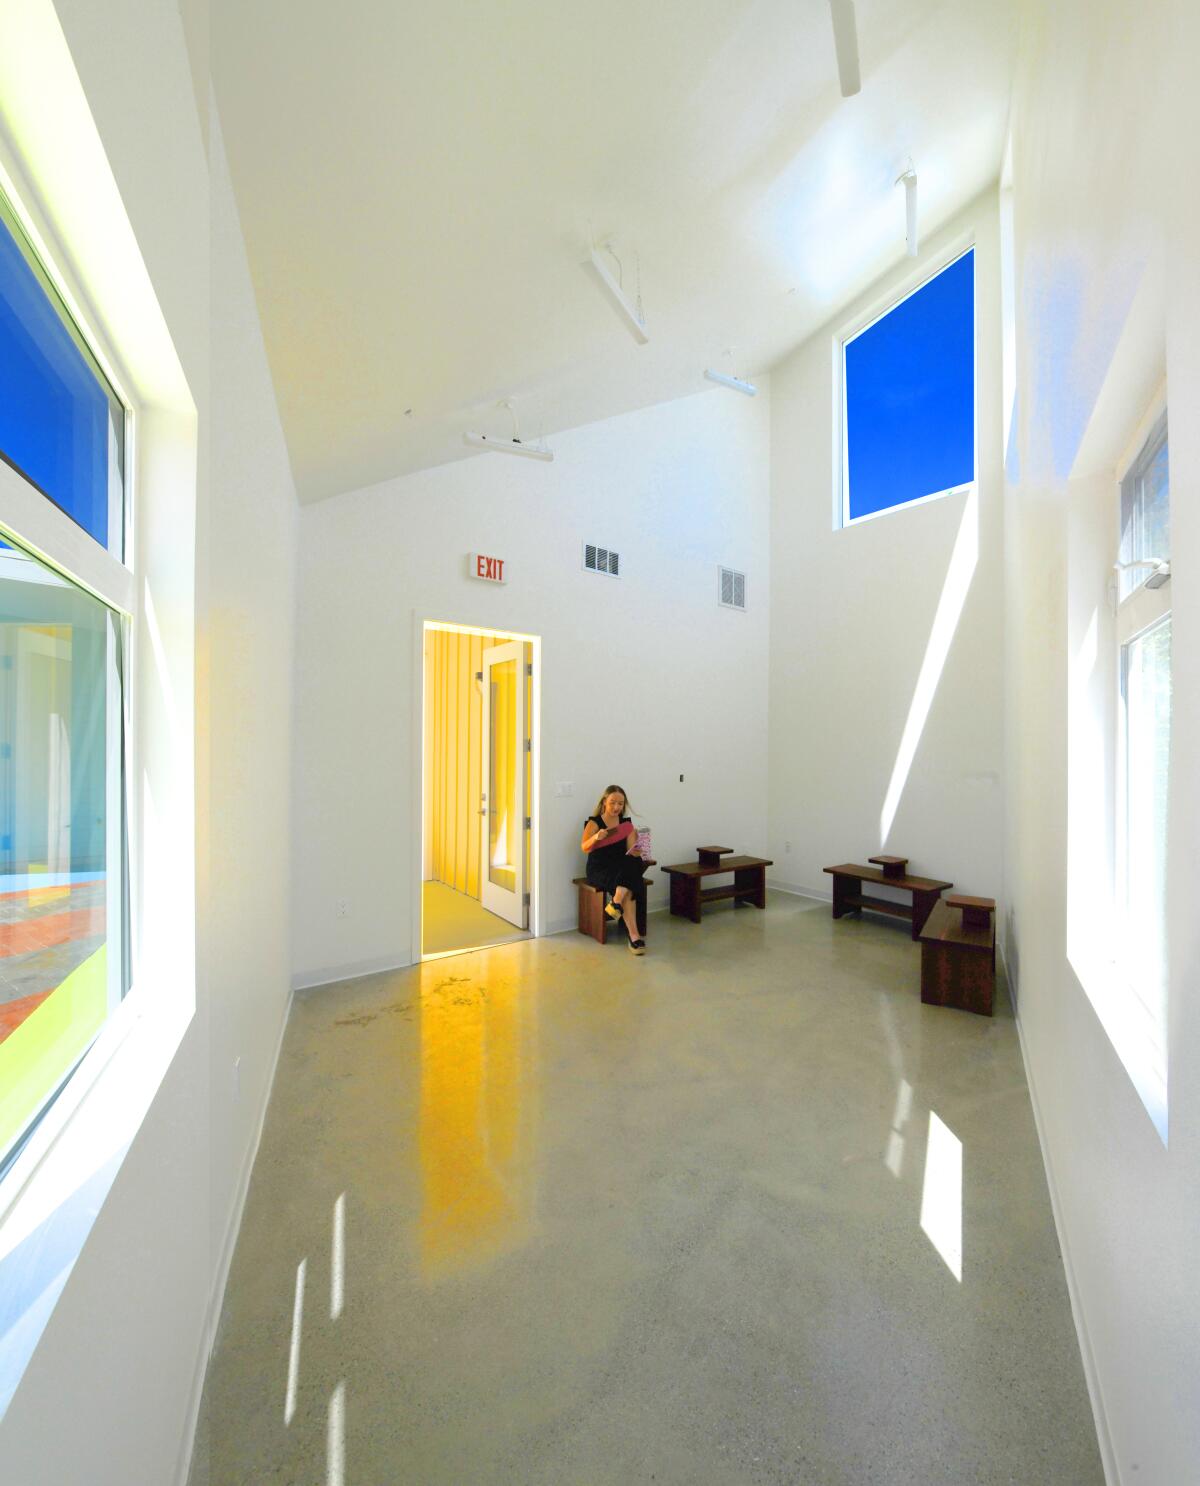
480,640,528,927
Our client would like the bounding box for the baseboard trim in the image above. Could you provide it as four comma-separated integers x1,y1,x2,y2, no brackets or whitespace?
1009,961,1120,1486
292,953,413,992
766,878,831,903
173,987,294,1486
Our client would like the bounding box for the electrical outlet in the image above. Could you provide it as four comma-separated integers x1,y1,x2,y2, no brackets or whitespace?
336,900,349,919
555,781,574,797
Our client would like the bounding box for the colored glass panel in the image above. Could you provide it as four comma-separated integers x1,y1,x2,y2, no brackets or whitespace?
0,543,127,1167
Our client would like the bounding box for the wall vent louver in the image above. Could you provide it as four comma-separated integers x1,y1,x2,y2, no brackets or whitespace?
718,566,746,610
583,542,621,577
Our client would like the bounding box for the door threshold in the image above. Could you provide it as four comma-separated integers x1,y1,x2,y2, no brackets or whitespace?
421,933,531,964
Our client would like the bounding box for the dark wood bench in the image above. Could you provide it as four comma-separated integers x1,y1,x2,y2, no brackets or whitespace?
573,863,655,945
823,856,951,940
919,895,996,1016
663,847,773,924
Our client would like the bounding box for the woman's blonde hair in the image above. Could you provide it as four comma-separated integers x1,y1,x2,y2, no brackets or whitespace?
593,783,634,818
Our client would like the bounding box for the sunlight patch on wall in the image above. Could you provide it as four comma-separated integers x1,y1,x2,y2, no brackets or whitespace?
879,489,978,845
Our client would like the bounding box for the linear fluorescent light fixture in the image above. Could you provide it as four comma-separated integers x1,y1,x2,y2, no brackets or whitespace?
897,167,918,257
704,368,758,397
585,246,649,344
463,431,553,462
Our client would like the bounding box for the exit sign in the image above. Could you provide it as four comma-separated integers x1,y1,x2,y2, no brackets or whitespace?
468,553,507,584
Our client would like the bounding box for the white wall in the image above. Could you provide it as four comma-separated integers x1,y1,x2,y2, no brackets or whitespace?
292,387,770,985
0,2,297,1482
1004,0,1200,1481
767,190,1005,903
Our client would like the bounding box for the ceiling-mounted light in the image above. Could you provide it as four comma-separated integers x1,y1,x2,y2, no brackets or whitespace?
704,368,758,397
828,0,862,97
463,400,554,462
463,432,553,462
896,165,918,257
584,240,649,344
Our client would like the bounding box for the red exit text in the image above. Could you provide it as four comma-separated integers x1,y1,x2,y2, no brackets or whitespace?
469,553,507,583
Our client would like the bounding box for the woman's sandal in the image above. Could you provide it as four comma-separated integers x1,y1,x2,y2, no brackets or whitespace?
604,899,623,921
628,938,646,955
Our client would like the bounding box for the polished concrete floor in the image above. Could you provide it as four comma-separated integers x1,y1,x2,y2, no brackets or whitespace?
422,879,527,957
190,895,1103,1485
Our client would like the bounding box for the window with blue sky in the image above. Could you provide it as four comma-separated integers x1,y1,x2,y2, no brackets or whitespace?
0,193,124,556
842,248,975,524
0,183,129,1180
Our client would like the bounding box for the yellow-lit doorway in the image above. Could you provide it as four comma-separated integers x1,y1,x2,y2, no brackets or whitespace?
420,621,538,960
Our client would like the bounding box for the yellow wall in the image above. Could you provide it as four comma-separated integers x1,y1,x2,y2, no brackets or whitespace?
428,630,531,898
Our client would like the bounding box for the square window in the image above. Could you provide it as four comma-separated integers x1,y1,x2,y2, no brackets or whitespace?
841,248,975,525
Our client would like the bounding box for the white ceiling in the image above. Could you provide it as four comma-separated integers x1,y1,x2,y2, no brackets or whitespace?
210,0,1017,503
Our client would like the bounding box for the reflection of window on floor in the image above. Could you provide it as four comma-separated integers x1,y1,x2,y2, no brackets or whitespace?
0,181,130,1174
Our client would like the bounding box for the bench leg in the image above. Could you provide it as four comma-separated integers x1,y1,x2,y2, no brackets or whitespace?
831,874,858,920
911,888,941,940
668,874,702,924
733,865,767,909
577,883,607,944
635,882,648,937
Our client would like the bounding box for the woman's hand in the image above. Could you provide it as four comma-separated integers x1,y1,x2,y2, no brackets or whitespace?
593,827,611,841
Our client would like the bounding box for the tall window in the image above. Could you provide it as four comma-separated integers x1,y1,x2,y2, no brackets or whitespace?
840,248,975,526
0,185,130,1177
1115,414,1170,1096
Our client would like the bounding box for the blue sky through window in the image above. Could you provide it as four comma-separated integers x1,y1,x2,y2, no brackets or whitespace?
844,249,975,522
0,201,123,552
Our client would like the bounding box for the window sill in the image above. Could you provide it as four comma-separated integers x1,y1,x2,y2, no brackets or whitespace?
1067,939,1168,1146
0,985,193,1421
838,481,974,531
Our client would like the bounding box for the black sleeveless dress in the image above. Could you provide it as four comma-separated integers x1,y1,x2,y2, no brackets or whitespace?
584,815,649,896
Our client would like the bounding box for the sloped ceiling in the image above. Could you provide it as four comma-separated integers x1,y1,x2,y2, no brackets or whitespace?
211,0,1016,502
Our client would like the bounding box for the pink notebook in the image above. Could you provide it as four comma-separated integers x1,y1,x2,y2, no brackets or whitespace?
584,820,634,851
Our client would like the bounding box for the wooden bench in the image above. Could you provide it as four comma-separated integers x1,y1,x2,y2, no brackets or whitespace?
662,847,773,924
823,857,952,940
919,895,996,1016
572,863,655,945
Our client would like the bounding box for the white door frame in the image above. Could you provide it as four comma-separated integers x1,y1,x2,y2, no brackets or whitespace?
479,639,528,927
411,613,542,964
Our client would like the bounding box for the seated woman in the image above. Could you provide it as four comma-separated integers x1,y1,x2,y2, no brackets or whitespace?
581,784,649,954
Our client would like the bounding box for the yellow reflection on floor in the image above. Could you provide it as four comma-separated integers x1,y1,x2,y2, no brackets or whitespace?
422,880,526,957
418,962,535,1279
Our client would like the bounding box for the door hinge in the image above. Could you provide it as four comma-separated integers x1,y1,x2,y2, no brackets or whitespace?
524,816,531,830
523,892,531,906
524,737,532,752
475,670,483,682
526,663,533,676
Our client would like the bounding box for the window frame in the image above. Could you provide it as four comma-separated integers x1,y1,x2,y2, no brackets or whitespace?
0,170,138,1191
1110,397,1170,1092
834,235,978,531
